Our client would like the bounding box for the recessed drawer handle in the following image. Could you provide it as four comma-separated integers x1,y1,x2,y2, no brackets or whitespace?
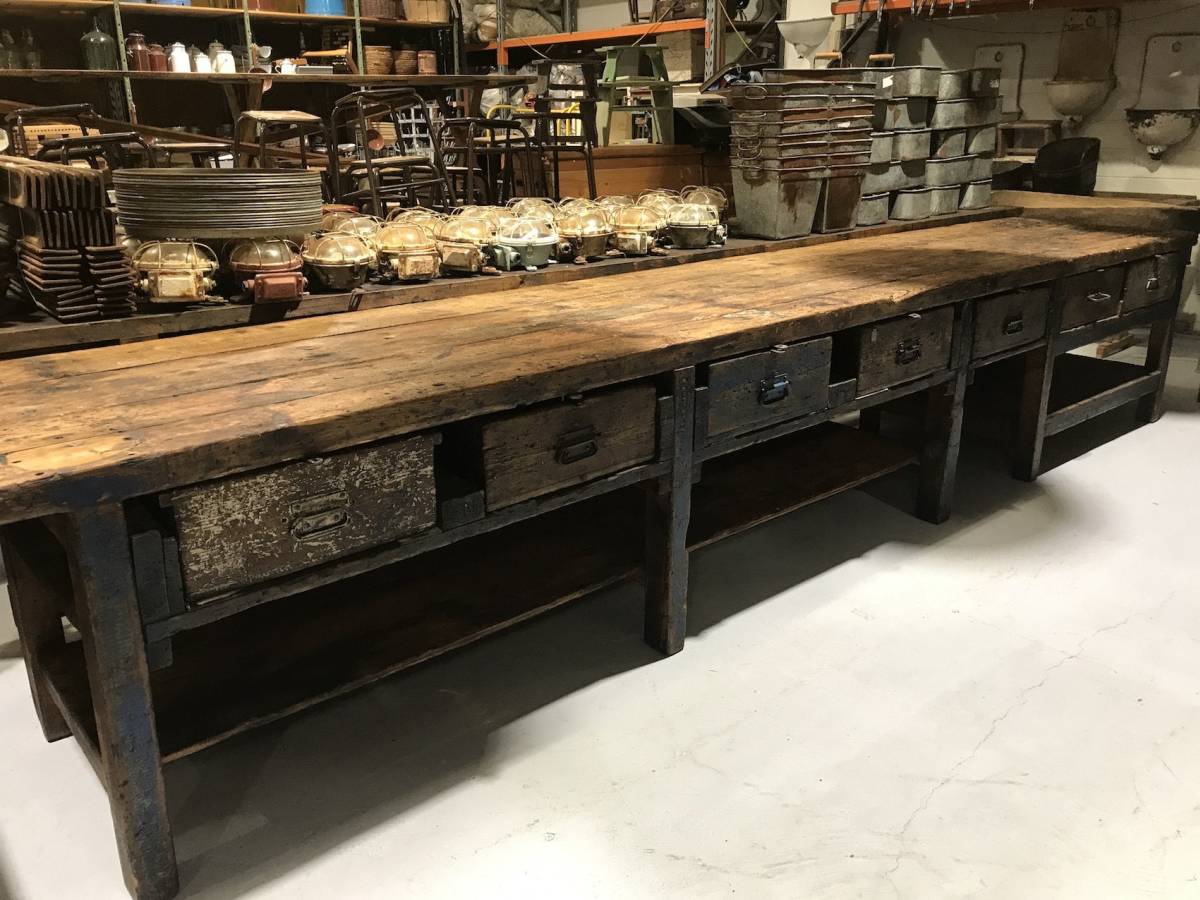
895,337,922,366
1086,291,1112,304
555,427,599,465
1002,314,1024,335
1146,275,1161,292
758,373,791,405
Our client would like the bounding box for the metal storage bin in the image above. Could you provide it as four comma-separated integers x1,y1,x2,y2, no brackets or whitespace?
857,192,889,227
893,128,933,162
966,124,998,156
731,165,826,239
862,159,926,193
875,98,932,130
890,187,932,221
960,179,992,210
926,155,976,187
932,129,966,159
929,185,960,217
814,168,865,233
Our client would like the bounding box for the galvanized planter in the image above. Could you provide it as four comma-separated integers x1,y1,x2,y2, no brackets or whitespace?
874,98,932,131
890,187,932,221
926,155,977,187
730,165,826,239
862,158,926,194
813,169,865,233
791,66,942,99
930,98,1001,130
960,179,993,210
929,185,960,217
937,68,1001,101
966,124,998,155
893,128,933,162
932,129,966,159
856,192,889,227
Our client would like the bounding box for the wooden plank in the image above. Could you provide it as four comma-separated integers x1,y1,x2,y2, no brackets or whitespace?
1044,372,1159,436
63,505,178,900
916,302,972,524
0,219,1187,525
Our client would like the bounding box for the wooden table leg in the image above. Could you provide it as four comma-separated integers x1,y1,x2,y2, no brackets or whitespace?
916,372,967,524
65,505,178,900
1013,343,1053,482
644,366,695,656
916,301,972,524
0,522,71,741
1135,316,1176,424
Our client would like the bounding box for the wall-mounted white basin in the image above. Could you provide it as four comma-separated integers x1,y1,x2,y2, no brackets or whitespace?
1126,108,1200,159
1046,78,1115,124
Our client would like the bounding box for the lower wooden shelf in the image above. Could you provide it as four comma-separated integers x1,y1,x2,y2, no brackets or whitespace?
45,421,917,763
1044,354,1157,437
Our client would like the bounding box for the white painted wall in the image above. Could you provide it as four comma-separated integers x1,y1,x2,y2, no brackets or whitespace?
895,0,1200,320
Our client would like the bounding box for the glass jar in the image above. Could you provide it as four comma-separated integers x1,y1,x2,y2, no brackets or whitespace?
20,29,41,69
80,19,119,71
125,31,150,72
147,42,168,72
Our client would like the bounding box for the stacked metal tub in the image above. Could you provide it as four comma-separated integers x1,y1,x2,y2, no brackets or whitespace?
783,66,944,226
726,79,874,238
929,68,1001,213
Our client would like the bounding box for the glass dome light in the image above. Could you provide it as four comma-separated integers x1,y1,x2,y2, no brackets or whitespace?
494,216,558,246
131,240,218,274
333,215,383,246
615,205,665,233
556,209,612,238
301,232,375,267
227,238,302,272
681,185,728,213
437,216,494,244
666,202,720,228
376,223,437,253
506,197,558,223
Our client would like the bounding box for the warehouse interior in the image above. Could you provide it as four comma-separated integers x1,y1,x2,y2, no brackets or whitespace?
0,0,1198,897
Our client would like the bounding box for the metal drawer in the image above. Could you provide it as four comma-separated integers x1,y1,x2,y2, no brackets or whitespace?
480,384,657,510
168,433,439,600
973,286,1050,359
853,306,955,394
704,338,832,440
1122,252,1184,312
1059,267,1124,331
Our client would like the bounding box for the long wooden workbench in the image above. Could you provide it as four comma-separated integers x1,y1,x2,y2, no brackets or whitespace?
0,216,1193,900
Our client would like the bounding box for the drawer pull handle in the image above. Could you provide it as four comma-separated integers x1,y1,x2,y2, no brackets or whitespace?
895,337,922,366
287,491,351,541
1002,314,1024,335
1146,275,1161,293
758,373,791,405
1086,291,1112,304
555,427,599,465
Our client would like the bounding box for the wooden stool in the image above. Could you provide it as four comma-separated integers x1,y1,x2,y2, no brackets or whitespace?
596,44,675,146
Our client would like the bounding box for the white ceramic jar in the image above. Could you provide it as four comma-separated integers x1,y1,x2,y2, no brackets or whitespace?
167,42,190,73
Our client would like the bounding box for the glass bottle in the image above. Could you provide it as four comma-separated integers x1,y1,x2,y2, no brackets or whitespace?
0,31,18,70
81,18,119,71
125,31,150,71
21,29,41,69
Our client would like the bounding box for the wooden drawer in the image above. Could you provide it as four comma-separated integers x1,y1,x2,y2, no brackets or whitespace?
1123,252,1185,312
972,286,1049,359
705,338,832,439
853,305,955,394
169,433,439,600
481,384,657,510
1059,267,1124,331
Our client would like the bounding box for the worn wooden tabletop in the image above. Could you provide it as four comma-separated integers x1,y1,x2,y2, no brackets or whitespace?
0,217,1186,525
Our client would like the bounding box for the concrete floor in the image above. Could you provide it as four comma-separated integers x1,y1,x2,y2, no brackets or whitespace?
1,338,1198,900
